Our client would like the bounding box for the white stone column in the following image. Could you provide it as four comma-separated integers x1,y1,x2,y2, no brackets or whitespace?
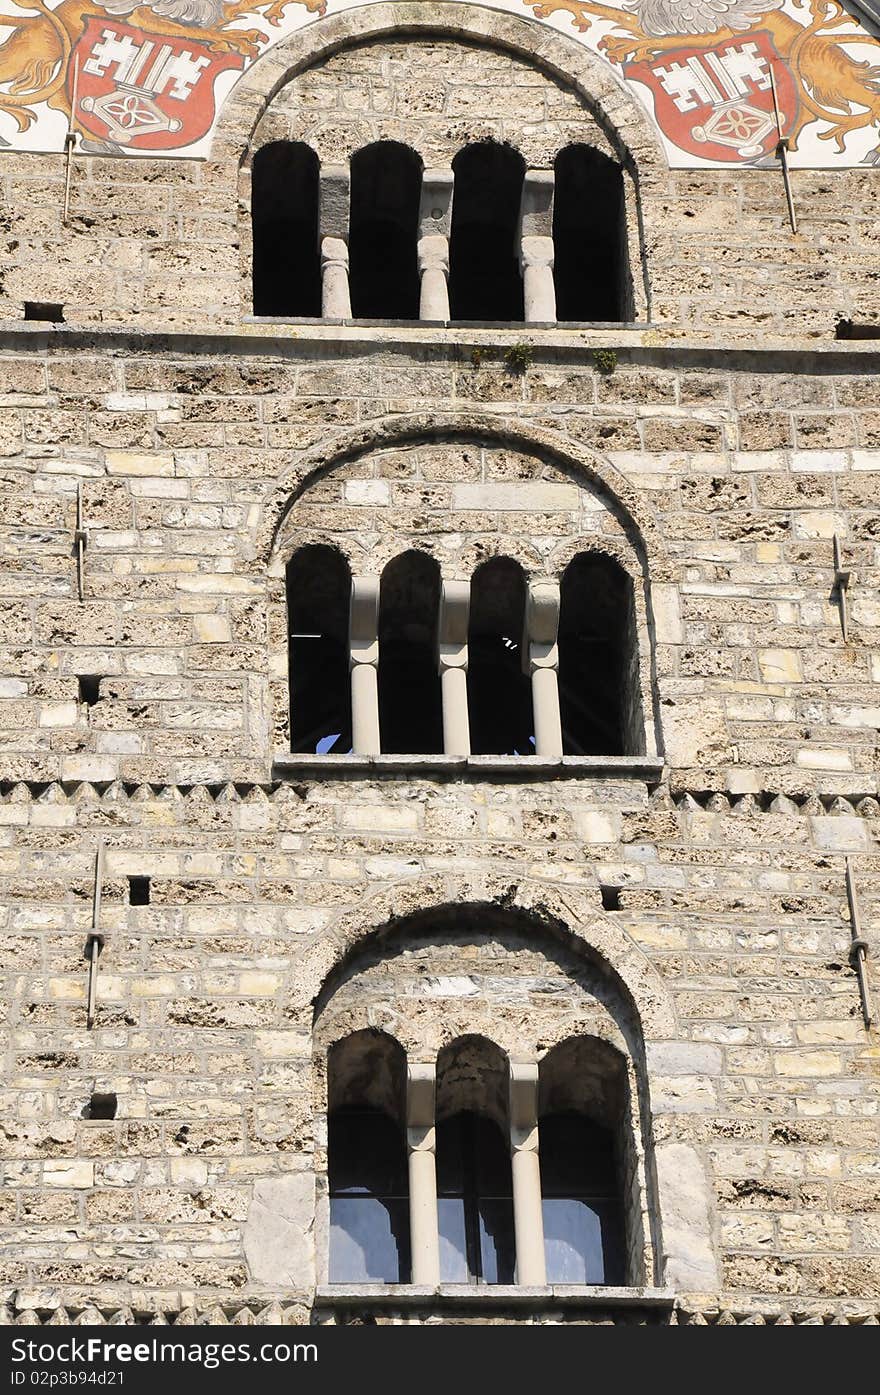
509,1060,546,1286
518,170,556,324
438,578,470,757
349,576,380,755
521,237,556,324
524,580,562,758
319,165,351,320
418,169,454,322
407,1062,440,1286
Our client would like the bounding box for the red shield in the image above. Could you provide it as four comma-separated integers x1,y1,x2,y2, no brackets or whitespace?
626,30,799,163
69,18,245,152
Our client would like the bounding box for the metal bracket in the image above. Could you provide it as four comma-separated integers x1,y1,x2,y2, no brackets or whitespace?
833,533,851,643
74,481,89,603
62,54,80,226
86,838,105,1029
845,857,873,1029
769,65,797,234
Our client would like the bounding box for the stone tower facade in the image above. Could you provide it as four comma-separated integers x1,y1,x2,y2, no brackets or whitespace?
0,0,878,1329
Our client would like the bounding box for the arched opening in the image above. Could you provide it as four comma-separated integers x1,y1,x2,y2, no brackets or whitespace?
378,551,443,754
558,552,642,757
349,142,422,319
539,1037,630,1285
327,1030,411,1282
449,143,525,322
287,545,352,754
436,1036,514,1284
553,145,628,323
251,142,321,317
467,557,533,755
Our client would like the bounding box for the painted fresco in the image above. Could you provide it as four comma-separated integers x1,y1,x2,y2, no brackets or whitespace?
0,0,877,162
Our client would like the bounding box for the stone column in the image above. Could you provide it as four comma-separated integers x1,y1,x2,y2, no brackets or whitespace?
407,1062,440,1286
509,1060,546,1286
518,170,556,324
437,578,470,757
319,165,351,320
524,580,562,758
349,576,380,755
418,169,454,322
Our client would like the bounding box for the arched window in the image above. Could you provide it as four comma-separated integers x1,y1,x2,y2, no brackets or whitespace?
558,552,641,757
251,142,321,317
449,143,525,322
539,1037,628,1285
328,1030,411,1283
436,1037,515,1284
349,142,422,319
287,545,352,754
378,551,443,754
467,557,533,755
553,145,628,323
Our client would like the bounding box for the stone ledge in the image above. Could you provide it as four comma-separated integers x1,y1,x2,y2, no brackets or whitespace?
314,1283,675,1310
271,754,666,781
0,322,878,368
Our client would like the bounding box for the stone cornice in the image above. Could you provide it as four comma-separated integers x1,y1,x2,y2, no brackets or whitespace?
0,322,878,371
1,780,877,818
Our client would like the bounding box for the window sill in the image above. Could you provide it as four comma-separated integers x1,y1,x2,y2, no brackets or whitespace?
314,1284,674,1312
273,753,664,781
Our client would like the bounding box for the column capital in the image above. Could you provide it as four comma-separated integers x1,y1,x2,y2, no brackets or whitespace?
524,579,560,673
407,1062,436,1150
320,235,349,272
349,575,379,668
520,234,555,272
418,234,450,277
509,1059,540,1151
438,578,470,672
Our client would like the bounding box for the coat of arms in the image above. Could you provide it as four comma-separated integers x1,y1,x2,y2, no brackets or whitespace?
528,0,880,163
0,0,323,152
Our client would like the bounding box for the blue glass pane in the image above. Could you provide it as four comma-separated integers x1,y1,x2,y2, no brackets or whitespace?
329,1196,409,1282
438,1197,469,1282
543,1198,606,1283
479,1199,516,1284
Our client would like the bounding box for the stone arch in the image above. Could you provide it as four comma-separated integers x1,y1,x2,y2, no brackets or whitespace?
304,887,719,1290
220,3,660,319
214,3,664,172
260,411,667,572
263,412,668,758
296,881,677,1041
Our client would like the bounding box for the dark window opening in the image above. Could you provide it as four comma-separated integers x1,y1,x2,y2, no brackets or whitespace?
77,675,101,706
467,557,533,755
328,1030,410,1283
252,142,321,317
349,142,421,319
128,876,150,906
24,301,64,322
437,1111,515,1284
86,1092,118,1120
540,1112,625,1284
379,551,443,754
329,1107,411,1283
559,553,634,757
449,143,525,322
553,145,628,323
600,885,621,912
287,545,352,755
